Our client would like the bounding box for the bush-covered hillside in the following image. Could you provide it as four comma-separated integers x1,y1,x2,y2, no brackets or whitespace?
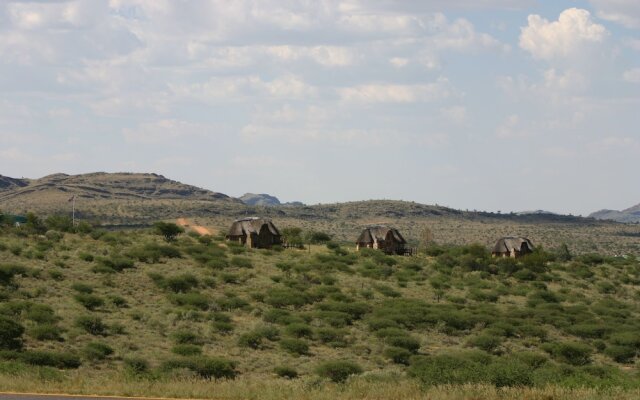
0,214,639,398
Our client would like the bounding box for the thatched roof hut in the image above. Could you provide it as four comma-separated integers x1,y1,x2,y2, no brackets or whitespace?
356,226,407,255
227,217,282,249
492,237,534,258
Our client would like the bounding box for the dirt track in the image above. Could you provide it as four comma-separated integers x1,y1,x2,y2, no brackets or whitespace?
176,218,213,236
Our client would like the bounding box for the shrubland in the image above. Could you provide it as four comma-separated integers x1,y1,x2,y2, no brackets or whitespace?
0,214,639,399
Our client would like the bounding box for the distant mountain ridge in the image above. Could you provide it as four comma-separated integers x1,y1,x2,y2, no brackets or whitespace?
239,193,281,206
0,172,240,206
0,171,612,229
590,203,640,223
239,193,305,207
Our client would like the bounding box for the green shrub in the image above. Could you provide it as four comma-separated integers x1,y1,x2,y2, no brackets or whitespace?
374,284,401,298
169,292,210,310
48,270,64,281
384,346,412,365
220,273,240,284
285,323,313,338
315,301,370,321
154,222,184,242
466,334,502,353
25,304,58,324
254,325,279,342
210,313,234,333
230,256,252,268
0,264,27,286
20,350,81,369
238,332,265,349
274,365,298,379
75,316,108,336
264,287,313,308
172,331,203,345
71,283,93,294
162,356,237,379
107,295,128,308
279,338,309,356
29,324,64,341
315,327,347,347
215,294,250,311
542,342,592,366
408,352,488,386
74,294,104,310
78,252,94,262
568,323,608,339
609,331,640,349
94,256,135,273
83,342,114,361
0,316,24,350
129,243,181,263
386,335,420,353
124,357,149,374
238,326,279,349
164,274,199,293
604,345,637,363
316,360,363,383
172,344,202,356
486,358,533,387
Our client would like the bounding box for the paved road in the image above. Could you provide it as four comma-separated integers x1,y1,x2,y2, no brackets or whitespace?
0,394,172,400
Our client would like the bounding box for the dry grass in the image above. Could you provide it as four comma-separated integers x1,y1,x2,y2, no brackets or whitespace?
1,373,639,400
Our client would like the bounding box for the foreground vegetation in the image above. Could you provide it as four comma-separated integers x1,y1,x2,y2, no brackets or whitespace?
0,213,639,398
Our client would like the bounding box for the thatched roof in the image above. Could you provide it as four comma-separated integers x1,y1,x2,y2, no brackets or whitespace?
492,237,534,253
228,217,280,237
356,226,406,244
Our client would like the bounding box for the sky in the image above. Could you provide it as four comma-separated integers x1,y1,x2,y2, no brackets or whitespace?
0,0,638,216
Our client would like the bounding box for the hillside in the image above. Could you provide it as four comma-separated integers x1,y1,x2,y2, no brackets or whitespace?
0,172,243,222
1,172,639,256
0,223,639,399
590,204,640,223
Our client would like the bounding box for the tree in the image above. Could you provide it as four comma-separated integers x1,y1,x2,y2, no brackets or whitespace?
0,316,25,350
306,231,332,244
25,212,46,234
45,215,74,232
154,222,184,242
281,227,304,248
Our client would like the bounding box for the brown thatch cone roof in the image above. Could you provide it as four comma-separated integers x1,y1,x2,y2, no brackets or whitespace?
356,226,407,244
492,237,534,253
228,217,281,236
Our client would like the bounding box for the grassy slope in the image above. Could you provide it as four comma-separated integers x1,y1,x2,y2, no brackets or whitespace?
0,225,640,398
2,172,639,256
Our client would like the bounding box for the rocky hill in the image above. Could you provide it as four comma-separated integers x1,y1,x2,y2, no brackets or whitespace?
0,175,29,190
0,172,235,202
590,203,640,223
0,172,243,222
239,193,281,206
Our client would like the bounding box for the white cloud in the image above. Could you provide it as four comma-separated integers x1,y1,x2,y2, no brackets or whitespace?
544,146,576,158
440,106,468,125
542,68,587,91
122,119,208,144
339,78,452,104
389,57,409,67
496,114,528,138
623,68,640,83
519,8,608,60
589,0,640,29
170,75,317,102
